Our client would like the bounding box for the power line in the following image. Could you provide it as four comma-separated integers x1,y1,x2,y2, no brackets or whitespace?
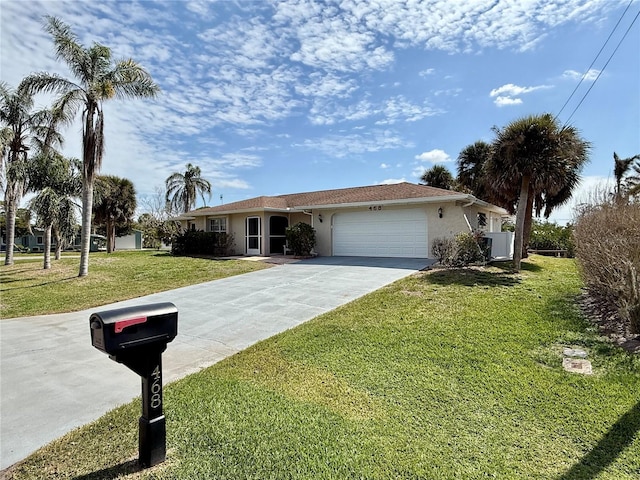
563,7,640,127
554,0,638,124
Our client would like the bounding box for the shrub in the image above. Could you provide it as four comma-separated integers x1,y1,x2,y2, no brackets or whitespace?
171,230,235,256
285,222,316,256
432,232,486,267
431,237,456,265
529,220,575,257
574,200,640,335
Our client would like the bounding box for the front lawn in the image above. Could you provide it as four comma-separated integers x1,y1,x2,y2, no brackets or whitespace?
4,256,639,479
0,251,270,318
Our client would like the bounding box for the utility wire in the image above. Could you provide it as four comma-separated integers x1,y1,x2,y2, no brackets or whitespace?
554,0,636,122
563,7,640,127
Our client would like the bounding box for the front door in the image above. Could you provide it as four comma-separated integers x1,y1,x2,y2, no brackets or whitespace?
246,216,261,255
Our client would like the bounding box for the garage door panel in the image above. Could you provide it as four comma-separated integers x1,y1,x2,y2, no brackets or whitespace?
333,209,428,258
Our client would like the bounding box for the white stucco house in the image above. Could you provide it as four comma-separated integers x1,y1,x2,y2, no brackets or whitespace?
173,182,514,259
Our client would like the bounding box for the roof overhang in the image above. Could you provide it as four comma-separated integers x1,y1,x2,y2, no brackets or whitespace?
183,207,291,217
179,194,509,217
295,194,507,214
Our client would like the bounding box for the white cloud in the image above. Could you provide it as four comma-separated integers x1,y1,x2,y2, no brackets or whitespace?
562,69,600,81
419,68,435,77
295,130,409,158
380,163,390,169
378,178,406,185
414,149,452,163
490,83,552,106
490,83,551,97
493,96,524,107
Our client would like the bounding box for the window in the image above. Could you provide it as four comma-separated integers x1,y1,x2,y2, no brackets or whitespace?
209,218,227,233
477,212,487,228
36,236,44,245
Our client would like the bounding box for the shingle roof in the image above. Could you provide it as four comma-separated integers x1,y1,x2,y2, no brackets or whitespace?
188,182,465,216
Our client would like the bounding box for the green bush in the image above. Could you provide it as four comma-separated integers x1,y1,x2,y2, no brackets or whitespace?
285,222,316,256
172,230,235,256
529,220,575,257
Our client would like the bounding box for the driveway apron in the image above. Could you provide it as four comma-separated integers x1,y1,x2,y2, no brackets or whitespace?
0,256,432,469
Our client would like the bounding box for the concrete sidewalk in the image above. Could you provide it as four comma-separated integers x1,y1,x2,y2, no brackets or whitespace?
0,256,432,469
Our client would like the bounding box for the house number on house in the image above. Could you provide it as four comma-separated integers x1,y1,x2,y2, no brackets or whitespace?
369,205,383,211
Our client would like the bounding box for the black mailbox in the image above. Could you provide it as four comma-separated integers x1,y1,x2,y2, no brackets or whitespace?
90,302,178,468
90,302,178,356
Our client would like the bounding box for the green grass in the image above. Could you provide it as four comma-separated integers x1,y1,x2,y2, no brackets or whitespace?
0,250,270,318
4,256,640,479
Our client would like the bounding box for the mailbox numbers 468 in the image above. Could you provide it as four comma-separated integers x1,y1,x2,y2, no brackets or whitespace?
151,365,162,409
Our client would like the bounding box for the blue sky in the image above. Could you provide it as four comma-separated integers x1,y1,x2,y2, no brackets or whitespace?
2,0,639,223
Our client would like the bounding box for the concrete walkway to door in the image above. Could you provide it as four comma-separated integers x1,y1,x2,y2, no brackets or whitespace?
0,256,433,469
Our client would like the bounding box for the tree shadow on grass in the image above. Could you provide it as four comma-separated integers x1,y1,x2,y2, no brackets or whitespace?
72,459,141,480
491,259,544,273
557,400,640,480
0,276,77,291
425,268,521,288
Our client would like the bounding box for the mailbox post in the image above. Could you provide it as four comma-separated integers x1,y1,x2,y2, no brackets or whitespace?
89,302,178,467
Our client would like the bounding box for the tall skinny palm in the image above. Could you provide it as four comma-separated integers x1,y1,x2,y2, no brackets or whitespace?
0,81,64,265
487,113,589,271
165,163,212,213
613,152,640,200
23,16,159,276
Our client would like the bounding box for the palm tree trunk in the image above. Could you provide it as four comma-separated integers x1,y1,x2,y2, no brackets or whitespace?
78,179,94,277
513,175,531,272
106,218,114,253
4,190,16,266
522,190,534,259
43,224,52,269
53,227,62,260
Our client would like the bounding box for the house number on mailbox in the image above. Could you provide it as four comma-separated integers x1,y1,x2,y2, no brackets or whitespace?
151,365,162,409
369,205,383,211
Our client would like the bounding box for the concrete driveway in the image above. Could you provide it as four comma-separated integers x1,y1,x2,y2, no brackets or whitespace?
0,256,432,469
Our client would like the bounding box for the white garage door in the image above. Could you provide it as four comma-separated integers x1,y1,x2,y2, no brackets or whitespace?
333,209,428,258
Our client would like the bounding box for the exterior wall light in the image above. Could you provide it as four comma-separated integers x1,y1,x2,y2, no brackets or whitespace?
438,207,443,218
318,213,323,223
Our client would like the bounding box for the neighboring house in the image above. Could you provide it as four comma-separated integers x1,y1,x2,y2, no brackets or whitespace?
20,230,107,253
174,182,514,259
114,229,143,250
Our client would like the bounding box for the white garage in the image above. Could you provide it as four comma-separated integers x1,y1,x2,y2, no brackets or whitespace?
332,208,428,258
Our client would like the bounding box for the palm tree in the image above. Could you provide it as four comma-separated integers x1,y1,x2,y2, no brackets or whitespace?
0,81,64,265
487,113,589,271
419,165,455,190
456,141,492,200
29,153,80,267
613,152,640,200
165,163,212,213
93,175,137,253
23,16,159,276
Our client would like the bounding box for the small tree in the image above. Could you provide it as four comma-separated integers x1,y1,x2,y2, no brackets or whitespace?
93,175,136,253
285,222,316,256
